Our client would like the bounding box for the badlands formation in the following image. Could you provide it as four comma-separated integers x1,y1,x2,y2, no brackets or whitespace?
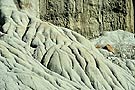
0,0,135,90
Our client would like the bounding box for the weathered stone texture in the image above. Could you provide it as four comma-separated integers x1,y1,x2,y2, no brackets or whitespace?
0,0,135,90
39,0,134,39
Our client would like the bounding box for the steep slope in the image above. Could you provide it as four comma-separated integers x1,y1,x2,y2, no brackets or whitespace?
39,0,134,38
0,0,135,90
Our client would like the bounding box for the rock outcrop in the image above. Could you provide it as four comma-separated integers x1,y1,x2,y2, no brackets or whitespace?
92,30,135,60
0,0,135,90
92,30,135,77
39,0,134,39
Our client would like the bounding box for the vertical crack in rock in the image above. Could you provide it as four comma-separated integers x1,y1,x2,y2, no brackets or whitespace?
39,0,134,39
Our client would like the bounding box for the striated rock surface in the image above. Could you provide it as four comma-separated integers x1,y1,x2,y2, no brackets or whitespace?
92,30,135,77
0,0,135,90
39,0,134,39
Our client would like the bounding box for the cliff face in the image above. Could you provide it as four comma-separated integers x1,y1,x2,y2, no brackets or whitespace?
39,0,134,39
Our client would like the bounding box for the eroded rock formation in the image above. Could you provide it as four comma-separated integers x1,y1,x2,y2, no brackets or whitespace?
39,0,134,39
0,0,135,90
92,30,135,77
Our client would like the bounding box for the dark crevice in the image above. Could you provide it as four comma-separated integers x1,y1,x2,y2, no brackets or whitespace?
46,52,54,69
68,46,83,69
56,37,58,44
67,71,72,80
22,18,31,42
90,81,96,90
89,54,110,90
94,58,100,70
0,57,13,71
80,77,92,90
40,52,47,65
74,54,83,68
30,44,38,48
67,35,74,41
80,78,86,86
14,0,22,10
32,49,37,59
16,76,35,90
30,23,41,48
0,10,5,33
109,68,126,90
55,80,61,87
84,59,88,72
77,48,81,55
16,76,27,87
40,45,55,64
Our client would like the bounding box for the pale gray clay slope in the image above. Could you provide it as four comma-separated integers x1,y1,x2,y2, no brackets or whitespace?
0,0,135,90
92,30,135,78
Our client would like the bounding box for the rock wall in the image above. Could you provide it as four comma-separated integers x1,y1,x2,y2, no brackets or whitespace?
39,0,134,39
